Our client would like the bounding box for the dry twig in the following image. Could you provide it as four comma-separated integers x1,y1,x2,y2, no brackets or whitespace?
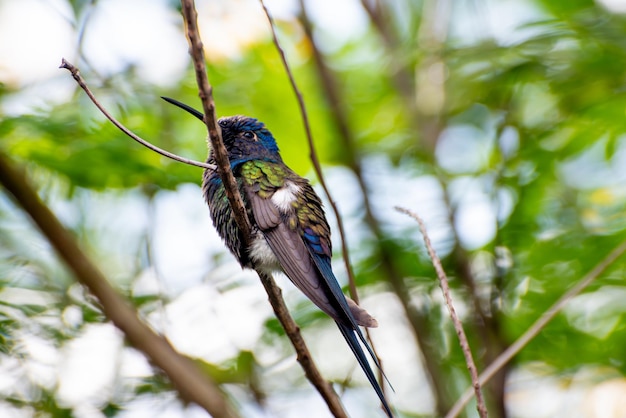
179,0,250,239
289,0,389,394
257,271,347,417
396,206,488,418
59,59,216,171
259,0,361,298
445,239,626,418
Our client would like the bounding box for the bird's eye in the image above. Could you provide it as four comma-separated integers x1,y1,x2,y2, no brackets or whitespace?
243,131,256,140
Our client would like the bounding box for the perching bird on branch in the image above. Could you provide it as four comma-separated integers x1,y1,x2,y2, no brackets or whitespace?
162,97,393,417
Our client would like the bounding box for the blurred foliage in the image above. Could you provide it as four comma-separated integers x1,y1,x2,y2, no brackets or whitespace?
3,0,626,417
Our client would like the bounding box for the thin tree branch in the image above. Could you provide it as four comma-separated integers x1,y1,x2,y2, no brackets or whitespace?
445,239,626,418
396,206,488,418
59,59,216,171
179,1,347,416
0,151,238,418
62,4,347,415
262,1,394,403
290,0,362,302
257,272,348,418
299,0,448,408
259,0,360,301
179,0,251,239
293,0,390,393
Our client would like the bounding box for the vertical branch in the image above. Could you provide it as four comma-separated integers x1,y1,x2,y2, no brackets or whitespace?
295,0,373,300
180,0,251,240
296,0,459,410
179,2,348,416
257,272,347,418
396,207,488,418
0,152,238,418
258,0,360,301
259,4,395,395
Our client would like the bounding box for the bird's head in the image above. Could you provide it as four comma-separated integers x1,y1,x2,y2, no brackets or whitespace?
162,97,282,169
218,115,282,167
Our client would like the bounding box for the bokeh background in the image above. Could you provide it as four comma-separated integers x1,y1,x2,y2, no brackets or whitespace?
3,0,626,417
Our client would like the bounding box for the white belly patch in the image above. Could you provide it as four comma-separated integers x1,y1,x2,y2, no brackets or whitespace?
271,182,301,212
249,234,281,272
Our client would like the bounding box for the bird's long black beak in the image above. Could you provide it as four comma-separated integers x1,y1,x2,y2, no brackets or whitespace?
161,96,205,122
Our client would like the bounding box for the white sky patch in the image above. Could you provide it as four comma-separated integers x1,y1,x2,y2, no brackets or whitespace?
196,0,271,61
20,334,59,390
564,286,626,339
597,0,626,13
360,155,454,256
152,184,219,293
57,323,123,407
0,0,76,114
452,0,546,45
303,0,368,51
158,283,270,362
436,124,493,174
82,0,188,85
0,0,74,87
450,177,497,250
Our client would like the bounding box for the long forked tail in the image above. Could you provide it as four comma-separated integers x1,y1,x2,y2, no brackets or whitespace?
337,322,394,417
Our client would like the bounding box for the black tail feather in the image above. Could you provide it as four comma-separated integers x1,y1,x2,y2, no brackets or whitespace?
354,326,394,392
337,322,394,417
161,96,205,122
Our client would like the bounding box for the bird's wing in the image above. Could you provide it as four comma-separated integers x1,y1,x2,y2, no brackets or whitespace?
246,179,378,328
245,185,338,319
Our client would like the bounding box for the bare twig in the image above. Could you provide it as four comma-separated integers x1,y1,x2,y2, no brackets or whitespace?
59,59,216,171
262,0,393,402
292,0,360,299
292,0,389,392
0,152,238,418
179,1,347,416
396,206,488,418
446,239,626,418
259,0,361,301
289,4,450,410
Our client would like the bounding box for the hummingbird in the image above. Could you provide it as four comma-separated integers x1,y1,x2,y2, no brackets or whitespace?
162,97,393,417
